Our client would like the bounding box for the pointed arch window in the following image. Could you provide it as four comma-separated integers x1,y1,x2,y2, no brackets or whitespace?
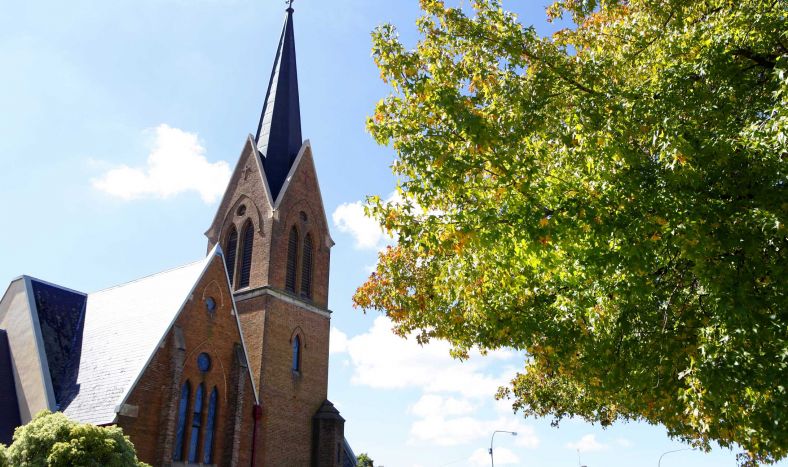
292,335,301,372
203,387,218,464
173,381,190,461
238,221,254,289
224,227,238,286
300,233,313,299
285,226,299,292
187,383,204,463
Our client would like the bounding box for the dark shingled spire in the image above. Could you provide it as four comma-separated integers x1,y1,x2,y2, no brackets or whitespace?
255,4,302,201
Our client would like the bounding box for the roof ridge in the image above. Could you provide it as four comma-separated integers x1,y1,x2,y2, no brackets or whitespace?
89,258,208,295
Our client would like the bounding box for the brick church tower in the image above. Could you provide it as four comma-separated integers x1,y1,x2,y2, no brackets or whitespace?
204,4,344,465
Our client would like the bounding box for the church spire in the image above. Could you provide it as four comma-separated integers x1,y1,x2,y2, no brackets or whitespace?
255,2,302,200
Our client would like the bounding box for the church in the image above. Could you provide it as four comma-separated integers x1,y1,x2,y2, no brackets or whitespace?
0,4,355,466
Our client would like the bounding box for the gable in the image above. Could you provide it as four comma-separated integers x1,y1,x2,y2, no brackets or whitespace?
205,136,274,247
62,255,215,425
273,140,333,248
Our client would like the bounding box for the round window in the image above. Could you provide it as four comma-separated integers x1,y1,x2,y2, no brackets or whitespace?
197,353,211,372
237,204,247,216
299,211,308,222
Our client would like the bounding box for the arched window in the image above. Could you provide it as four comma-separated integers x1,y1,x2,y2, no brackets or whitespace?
300,233,313,299
238,221,254,289
285,226,298,292
224,227,238,286
173,381,190,461
187,383,204,463
203,387,218,464
292,335,301,372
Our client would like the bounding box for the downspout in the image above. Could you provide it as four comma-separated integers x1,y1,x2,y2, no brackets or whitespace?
250,404,262,466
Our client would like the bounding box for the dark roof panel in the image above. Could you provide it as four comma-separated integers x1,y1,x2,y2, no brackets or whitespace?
255,6,303,200
0,329,21,445
30,280,86,410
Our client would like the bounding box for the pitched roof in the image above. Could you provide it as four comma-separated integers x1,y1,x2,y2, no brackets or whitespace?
255,5,303,200
62,254,215,425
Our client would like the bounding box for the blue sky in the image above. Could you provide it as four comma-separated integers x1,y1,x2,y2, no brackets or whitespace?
0,1,782,466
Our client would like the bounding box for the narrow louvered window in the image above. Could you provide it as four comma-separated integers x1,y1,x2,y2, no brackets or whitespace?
238,222,254,289
224,227,238,286
173,381,190,461
188,383,204,463
202,387,218,464
285,227,298,292
300,234,313,299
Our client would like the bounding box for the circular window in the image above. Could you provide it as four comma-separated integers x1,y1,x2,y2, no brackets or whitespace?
299,211,308,222
205,297,216,313
197,353,211,372
237,205,247,216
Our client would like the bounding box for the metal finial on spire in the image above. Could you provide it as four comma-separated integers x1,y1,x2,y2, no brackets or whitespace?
286,0,294,12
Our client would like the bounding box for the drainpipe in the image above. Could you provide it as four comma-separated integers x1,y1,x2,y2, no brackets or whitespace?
250,404,262,466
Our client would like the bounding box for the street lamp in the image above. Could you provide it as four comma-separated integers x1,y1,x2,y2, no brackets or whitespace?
489,430,517,467
658,448,695,467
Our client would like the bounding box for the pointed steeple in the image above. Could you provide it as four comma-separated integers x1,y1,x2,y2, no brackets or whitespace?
255,3,303,200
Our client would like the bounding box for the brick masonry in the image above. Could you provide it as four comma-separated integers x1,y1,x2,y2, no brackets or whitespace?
203,140,343,466
116,255,258,467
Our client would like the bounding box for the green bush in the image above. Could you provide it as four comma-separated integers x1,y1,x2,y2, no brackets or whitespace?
6,411,149,467
0,443,9,467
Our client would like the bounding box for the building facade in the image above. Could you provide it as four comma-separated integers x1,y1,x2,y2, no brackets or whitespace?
0,5,350,466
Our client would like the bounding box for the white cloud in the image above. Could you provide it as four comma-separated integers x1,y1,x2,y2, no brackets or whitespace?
469,447,519,466
329,327,349,355
342,316,516,399
411,416,539,448
337,316,538,448
410,394,475,418
332,192,407,250
566,434,609,452
332,200,386,250
92,124,231,204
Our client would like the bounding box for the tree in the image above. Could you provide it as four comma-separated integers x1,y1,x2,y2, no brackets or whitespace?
356,452,375,467
354,0,787,464
5,411,150,467
0,444,8,467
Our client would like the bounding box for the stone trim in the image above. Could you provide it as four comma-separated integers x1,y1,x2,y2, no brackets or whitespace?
233,286,331,318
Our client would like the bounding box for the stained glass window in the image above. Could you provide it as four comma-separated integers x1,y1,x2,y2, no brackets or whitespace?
203,387,218,464
173,381,190,461
292,335,301,372
187,383,204,462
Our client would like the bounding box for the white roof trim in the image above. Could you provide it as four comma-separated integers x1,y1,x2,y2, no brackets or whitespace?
216,244,260,403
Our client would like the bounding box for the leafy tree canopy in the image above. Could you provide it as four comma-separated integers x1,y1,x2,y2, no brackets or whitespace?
355,0,787,464
5,411,149,467
357,452,375,467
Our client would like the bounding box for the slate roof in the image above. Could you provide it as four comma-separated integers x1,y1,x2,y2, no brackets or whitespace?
255,5,303,200
63,254,214,425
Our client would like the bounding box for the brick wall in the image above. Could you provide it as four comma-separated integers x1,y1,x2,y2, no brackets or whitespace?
117,255,259,467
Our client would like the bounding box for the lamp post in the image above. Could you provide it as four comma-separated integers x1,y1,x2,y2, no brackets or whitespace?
489,430,517,467
658,448,695,467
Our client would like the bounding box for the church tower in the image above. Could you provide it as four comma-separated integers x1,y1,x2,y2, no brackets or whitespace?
204,4,344,465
